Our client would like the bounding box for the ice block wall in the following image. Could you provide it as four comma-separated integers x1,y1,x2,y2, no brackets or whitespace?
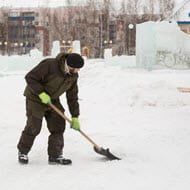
136,21,190,70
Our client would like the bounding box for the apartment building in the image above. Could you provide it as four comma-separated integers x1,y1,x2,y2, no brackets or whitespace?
0,8,51,56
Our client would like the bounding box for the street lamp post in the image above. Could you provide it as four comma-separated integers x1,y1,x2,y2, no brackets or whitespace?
102,40,113,57
0,42,2,55
128,23,134,55
61,40,72,52
108,40,112,48
14,42,18,54
100,13,103,58
103,40,108,47
103,40,113,48
4,41,8,55
19,42,23,55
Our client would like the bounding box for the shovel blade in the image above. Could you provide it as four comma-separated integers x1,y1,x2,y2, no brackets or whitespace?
94,146,121,160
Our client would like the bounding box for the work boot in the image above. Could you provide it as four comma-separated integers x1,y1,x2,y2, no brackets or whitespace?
18,151,29,164
48,155,72,165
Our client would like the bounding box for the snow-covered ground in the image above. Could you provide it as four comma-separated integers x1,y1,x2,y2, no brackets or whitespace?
0,57,190,190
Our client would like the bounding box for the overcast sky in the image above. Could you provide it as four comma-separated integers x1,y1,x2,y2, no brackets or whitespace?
0,0,66,7
0,0,182,8
0,0,87,7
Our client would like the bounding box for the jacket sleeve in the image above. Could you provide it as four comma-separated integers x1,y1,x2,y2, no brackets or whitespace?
25,60,49,95
66,78,80,117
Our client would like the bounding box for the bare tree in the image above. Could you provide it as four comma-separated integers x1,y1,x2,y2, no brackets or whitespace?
81,0,100,57
142,0,155,19
126,0,141,15
158,0,175,20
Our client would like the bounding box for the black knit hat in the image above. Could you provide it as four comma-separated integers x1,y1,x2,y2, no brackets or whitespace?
66,53,84,68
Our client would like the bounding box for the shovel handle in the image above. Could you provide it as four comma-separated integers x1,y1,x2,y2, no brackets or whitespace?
49,103,102,151
49,103,72,124
78,129,101,151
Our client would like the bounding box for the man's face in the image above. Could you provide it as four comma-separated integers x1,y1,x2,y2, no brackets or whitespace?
67,65,80,74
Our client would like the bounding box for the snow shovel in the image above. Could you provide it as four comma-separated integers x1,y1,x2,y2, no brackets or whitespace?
49,103,121,160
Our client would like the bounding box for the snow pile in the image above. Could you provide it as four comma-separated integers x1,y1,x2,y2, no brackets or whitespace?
104,48,136,68
0,49,43,75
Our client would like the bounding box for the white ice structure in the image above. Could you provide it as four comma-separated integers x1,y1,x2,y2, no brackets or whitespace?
72,40,81,54
136,21,190,70
104,48,112,59
51,41,60,57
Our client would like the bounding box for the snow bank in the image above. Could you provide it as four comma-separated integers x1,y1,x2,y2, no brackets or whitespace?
0,49,43,76
104,48,136,68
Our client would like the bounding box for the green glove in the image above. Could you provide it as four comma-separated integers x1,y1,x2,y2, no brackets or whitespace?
38,92,51,104
71,117,80,130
